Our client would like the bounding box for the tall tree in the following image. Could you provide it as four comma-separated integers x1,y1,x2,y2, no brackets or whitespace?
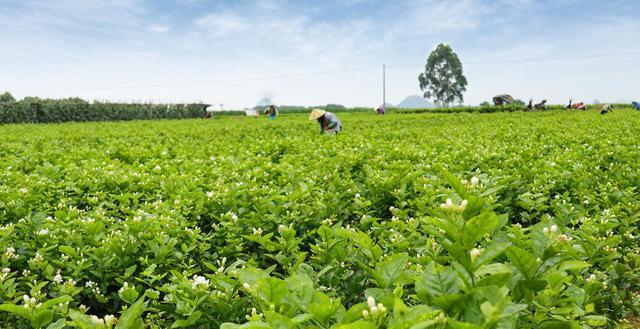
418,44,467,107
0,92,16,102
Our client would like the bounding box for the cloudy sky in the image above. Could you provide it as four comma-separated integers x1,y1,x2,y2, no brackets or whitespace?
1,0,639,107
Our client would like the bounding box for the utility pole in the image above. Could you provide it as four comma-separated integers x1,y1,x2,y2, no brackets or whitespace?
382,63,386,111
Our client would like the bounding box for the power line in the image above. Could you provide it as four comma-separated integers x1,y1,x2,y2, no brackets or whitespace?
14,50,640,93
388,50,640,68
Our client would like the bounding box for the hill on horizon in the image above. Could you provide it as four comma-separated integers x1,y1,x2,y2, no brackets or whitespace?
396,95,435,109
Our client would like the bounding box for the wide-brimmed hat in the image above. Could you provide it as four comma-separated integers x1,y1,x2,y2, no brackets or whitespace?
309,109,326,120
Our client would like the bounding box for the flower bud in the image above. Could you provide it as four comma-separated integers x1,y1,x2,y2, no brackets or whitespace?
367,296,376,309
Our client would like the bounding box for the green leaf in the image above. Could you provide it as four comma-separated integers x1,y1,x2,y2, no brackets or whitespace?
584,315,608,326
31,309,54,328
46,319,67,329
374,253,408,288
308,292,338,323
119,287,139,304
341,303,368,324
220,322,272,329
461,196,486,221
476,272,512,287
124,265,137,277
462,212,501,250
440,240,472,275
505,246,539,280
291,313,314,324
522,279,547,292
255,277,288,306
473,242,511,270
416,265,461,301
69,310,98,329
115,297,147,329
0,304,33,321
537,320,572,329
237,267,271,286
446,320,483,329
431,217,461,242
264,310,296,328
40,296,73,311
558,260,591,272
187,310,202,324
286,274,314,308
333,320,377,329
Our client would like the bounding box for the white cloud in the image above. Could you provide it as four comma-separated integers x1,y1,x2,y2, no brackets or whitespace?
150,25,170,33
392,0,489,37
194,12,250,38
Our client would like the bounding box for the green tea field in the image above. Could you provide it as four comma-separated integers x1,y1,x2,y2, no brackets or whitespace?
1,110,639,328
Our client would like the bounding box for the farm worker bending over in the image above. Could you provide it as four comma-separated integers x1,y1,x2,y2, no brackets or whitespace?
264,105,278,120
309,109,342,135
600,104,613,115
535,99,547,110
632,102,640,110
566,100,586,110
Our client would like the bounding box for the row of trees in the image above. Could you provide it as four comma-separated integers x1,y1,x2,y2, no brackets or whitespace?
0,94,206,124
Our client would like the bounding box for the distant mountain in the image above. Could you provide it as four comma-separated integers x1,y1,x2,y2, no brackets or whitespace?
396,95,434,109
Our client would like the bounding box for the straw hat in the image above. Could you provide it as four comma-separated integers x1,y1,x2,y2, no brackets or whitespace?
309,108,326,120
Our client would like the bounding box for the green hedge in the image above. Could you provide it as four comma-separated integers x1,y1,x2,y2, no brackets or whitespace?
0,98,206,124
391,104,565,114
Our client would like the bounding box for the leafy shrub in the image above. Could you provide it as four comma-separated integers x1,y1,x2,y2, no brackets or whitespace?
0,110,638,328
0,98,206,124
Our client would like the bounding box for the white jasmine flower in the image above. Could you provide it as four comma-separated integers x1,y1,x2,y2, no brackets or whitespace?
90,315,105,325
367,296,376,309
104,315,117,325
4,247,17,259
53,270,63,284
191,275,210,289
470,248,482,258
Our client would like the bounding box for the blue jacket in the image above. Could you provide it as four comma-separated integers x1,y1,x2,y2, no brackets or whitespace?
633,102,640,110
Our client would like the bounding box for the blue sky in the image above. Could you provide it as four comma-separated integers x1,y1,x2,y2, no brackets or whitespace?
1,0,639,107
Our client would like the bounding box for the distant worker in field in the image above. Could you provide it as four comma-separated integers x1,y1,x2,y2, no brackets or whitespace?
376,106,385,115
493,94,514,106
264,105,278,120
600,103,613,115
309,109,342,135
632,101,640,110
203,105,212,118
566,99,587,110
535,99,548,110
